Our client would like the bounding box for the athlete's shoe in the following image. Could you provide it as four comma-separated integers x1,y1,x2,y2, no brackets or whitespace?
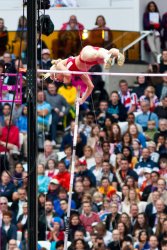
117,52,125,66
104,54,115,69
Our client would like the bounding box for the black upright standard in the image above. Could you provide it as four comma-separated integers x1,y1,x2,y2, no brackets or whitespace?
27,0,38,249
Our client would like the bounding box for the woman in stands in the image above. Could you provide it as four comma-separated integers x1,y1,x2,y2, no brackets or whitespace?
45,45,125,104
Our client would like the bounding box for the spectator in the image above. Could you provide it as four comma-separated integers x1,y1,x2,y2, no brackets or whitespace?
53,187,76,217
148,235,159,250
48,216,64,243
94,221,112,247
144,120,158,141
118,79,138,113
37,90,51,133
79,201,100,233
60,15,84,31
107,91,127,123
75,160,96,187
155,71,167,100
0,196,9,214
143,1,162,62
154,95,167,119
40,49,52,70
0,171,15,201
52,161,70,191
105,202,121,232
10,187,27,223
0,103,11,126
96,100,109,128
45,159,59,178
16,202,28,236
162,13,167,49
133,75,148,98
0,18,8,56
14,16,27,59
8,239,18,250
68,213,86,241
159,50,167,73
38,200,57,240
37,32,48,62
148,178,167,205
128,123,146,148
37,140,58,165
44,82,70,145
107,229,121,250
138,86,159,112
154,118,167,143
134,230,150,250
58,81,77,106
135,99,159,131
2,211,17,243
60,120,87,156
113,158,138,191
16,105,28,160
37,164,50,194
91,15,113,48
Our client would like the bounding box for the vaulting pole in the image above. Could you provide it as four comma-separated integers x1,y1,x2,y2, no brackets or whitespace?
64,87,80,250
27,0,38,249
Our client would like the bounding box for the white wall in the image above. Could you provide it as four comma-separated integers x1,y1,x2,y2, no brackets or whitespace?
0,0,166,32
0,0,140,31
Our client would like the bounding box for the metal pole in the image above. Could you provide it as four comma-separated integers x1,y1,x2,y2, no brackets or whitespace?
64,87,80,250
27,0,38,249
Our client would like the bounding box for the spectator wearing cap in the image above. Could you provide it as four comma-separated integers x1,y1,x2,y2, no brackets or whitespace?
75,159,96,187
47,178,60,202
40,48,52,70
38,200,57,240
136,100,159,131
48,216,64,244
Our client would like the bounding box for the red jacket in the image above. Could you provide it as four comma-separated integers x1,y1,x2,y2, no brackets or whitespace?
60,22,84,31
0,125,19,152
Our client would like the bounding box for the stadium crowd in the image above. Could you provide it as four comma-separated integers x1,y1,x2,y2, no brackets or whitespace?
1,1,167,250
